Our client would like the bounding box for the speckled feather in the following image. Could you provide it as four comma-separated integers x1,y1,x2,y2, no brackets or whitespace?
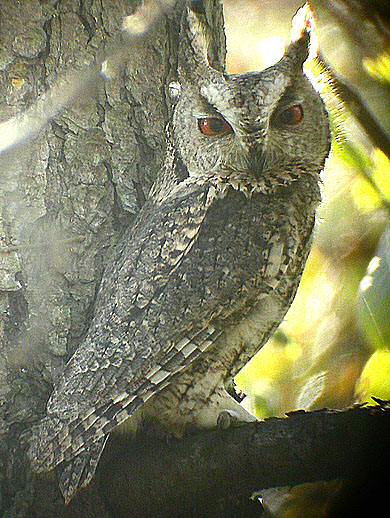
30,180,220,462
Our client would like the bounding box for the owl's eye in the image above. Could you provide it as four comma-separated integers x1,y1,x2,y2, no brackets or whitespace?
276,104,304,126
198,117,233,137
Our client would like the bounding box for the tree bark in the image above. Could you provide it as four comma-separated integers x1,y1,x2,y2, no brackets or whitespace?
0,1,225,515
26,404,390,517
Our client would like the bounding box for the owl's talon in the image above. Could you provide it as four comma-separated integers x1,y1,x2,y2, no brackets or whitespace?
217,409,242,430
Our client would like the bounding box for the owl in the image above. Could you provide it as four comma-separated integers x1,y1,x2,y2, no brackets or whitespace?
27,7,330,503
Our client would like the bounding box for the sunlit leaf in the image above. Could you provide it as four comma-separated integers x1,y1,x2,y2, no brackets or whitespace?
351,176,383,213
241,382,279,419
355,349,390,403
335,142,389,212
372,148,390,202
357,227,390,350
304,59,346,143
363,50,390,86
296,371,327,410
236,334,301,395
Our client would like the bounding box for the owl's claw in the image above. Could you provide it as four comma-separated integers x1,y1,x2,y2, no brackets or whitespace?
217,409,249,430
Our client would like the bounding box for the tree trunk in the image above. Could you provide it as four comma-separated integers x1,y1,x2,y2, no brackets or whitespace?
0,1,225,516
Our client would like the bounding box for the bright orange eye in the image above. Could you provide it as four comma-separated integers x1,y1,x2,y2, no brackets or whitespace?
277,104,304,126
198,117,233,137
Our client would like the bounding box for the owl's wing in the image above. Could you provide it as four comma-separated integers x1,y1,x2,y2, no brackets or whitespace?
28,178,223,472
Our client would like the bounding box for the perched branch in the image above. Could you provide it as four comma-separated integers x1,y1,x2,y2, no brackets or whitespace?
78,405,390,518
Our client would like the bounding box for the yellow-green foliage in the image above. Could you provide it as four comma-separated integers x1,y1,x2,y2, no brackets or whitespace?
364,50,390,86
224,0,390,420
355,349,390,403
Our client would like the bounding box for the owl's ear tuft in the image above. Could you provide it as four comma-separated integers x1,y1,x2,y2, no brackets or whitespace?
284,3,318,69
283,32,310,71
178,6,224,83
291,3,316,43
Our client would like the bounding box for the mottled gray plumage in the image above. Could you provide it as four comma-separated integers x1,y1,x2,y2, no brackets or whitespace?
28,8,330,503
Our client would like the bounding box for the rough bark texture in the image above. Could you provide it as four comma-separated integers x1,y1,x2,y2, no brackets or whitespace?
98,404,390,518
0,1,225,515
26,404,390,517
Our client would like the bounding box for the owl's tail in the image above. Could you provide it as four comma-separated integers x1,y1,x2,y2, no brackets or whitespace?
57,435,108,504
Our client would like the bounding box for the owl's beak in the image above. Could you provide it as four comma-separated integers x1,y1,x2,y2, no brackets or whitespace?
241,144,266,179
236,132,267,178
251,151,267,178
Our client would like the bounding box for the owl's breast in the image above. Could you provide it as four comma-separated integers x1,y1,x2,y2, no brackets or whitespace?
181,182,316,323
182,183,317,369
133,178,320,435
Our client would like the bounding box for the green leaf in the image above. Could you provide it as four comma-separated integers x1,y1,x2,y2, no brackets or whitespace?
357,227,390,350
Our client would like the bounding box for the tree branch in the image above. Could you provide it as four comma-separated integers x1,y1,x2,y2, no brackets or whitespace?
322,62,390,160
74,404,390,518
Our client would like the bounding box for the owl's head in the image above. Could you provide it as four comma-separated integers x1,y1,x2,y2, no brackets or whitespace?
171,8,330,192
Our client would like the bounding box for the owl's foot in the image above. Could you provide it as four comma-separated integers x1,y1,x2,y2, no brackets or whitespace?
217,407,256,430
217,409,241,429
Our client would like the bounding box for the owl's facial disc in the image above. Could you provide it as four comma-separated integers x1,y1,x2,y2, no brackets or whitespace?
171,14,329,190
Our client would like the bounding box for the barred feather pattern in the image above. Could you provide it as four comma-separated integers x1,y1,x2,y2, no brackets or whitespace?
29,179,221,469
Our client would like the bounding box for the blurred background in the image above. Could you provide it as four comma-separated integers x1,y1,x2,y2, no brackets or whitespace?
224,0,389,421
224,1,389,514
